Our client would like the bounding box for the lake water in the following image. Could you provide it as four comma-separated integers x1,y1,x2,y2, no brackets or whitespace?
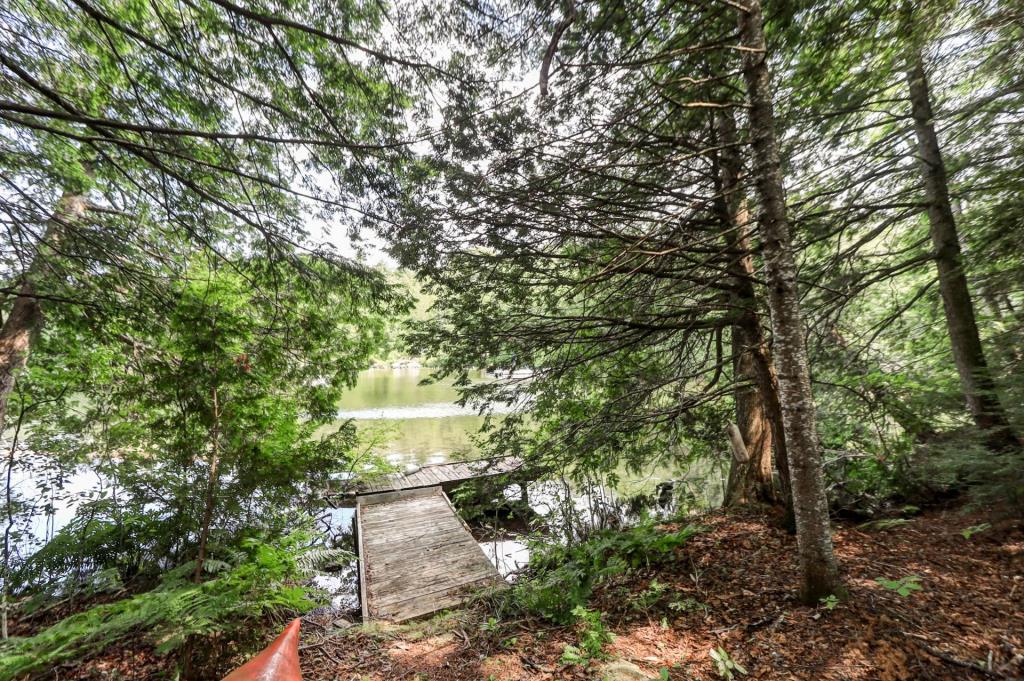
324,367,499,466
314,367,727,612
324,367,723,498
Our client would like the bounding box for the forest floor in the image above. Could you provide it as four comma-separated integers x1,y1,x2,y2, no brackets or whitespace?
29,505,1022,680
297,506,1023,681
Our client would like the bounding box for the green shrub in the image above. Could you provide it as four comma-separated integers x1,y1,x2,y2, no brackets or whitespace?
514,521,701,623
824,451,904,517
574,606,614,659
903,438,1024,513
0,534,331,680
13,503,175,594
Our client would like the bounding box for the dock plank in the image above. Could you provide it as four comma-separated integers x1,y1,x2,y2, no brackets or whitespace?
357,486,504,622
335,456,523,502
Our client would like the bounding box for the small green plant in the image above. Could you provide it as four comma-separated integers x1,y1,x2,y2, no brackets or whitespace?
560,606,615,665
668,596,709,615
654,668,670,681
857,518,912,531
819,594,840,610
709,646,747,679
961,523,991,539
875,575,923,596
631,579,669,611
560,644,588,666
576,606,615,658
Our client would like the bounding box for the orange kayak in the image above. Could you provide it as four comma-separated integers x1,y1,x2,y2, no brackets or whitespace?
222,619,302,681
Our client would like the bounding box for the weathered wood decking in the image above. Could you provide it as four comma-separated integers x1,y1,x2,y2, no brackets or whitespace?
356,486,503,621
337,456,522,502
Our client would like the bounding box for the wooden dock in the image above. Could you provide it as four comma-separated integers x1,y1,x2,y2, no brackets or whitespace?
356,486,504,621
337,456,522,503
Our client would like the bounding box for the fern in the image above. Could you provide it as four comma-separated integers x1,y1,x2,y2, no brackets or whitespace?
201,559,232,574
295,547,352,575
857,518,913,531
515,521,702,623
0,534,319,680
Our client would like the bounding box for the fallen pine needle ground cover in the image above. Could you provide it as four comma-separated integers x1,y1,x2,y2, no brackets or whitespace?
298,506,1022,681
22,505,1022,680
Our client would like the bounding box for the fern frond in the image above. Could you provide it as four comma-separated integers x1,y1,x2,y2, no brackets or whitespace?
295,547,353,575
202,559,232,574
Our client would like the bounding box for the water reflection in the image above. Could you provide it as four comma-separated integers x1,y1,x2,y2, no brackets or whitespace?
318,368,498,466
337,402,510,420
338,367,477,410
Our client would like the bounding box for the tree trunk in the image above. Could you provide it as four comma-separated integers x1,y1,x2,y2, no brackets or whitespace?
1,409,23,640
0,193,87,435
714,110,789,512
748,339,794,528
738,0,844,603
0,284,41,436
725,330,775,508
905,54,1019,452
980,287,1023,366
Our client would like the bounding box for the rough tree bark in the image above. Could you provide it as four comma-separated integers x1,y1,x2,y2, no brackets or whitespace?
725,320,775,507
737,0,844,603
714,110,792,516
0,193,87,435
905,54,1020,452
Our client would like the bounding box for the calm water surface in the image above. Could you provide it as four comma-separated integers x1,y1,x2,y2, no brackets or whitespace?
324,367,509,466
325,367,719,498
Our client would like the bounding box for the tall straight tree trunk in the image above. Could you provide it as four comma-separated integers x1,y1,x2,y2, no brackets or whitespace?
715,110,786,510
0,193,87,435
905,54,1019,452
737,0,844,603
980,287,1023,366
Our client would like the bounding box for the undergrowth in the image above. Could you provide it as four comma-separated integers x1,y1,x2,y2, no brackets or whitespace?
512,519,702,624
462,519,703,664
559,605,615,665
0,534,340,680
